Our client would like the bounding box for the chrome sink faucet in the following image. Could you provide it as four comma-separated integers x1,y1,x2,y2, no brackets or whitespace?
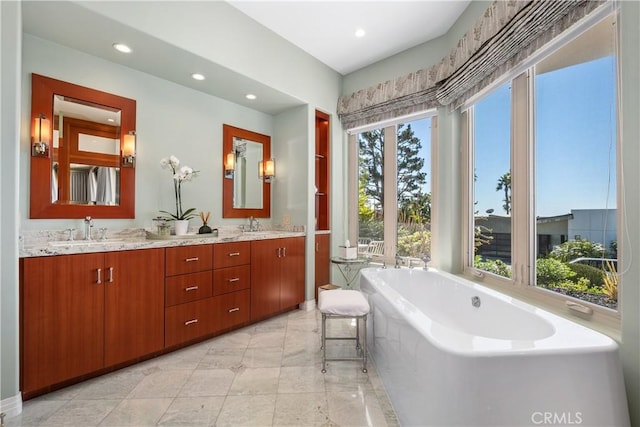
248,216,260,232
84,216,93,240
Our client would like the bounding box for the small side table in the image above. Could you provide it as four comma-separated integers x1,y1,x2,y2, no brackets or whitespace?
331,256,369,289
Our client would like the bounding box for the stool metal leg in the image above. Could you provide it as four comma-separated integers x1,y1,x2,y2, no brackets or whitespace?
362,314,368,373
321,313,327,373
355,317,361,350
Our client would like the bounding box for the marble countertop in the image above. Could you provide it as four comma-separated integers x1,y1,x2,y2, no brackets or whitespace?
19,228,306,258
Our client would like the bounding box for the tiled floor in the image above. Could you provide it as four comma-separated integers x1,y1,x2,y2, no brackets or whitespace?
8,309,399,427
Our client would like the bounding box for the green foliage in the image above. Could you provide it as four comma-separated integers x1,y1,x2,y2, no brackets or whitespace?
397,229,431,258
536,258,576,286
474,255,511,278
549,239,605,263
567,263,605,288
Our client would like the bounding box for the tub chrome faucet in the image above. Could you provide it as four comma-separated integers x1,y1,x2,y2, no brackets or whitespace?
421,255,431,270
394,254,402,269
84,216,93,240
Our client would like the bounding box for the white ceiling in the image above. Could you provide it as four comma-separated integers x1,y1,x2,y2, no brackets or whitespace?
22,1,471,114
227,1,471,75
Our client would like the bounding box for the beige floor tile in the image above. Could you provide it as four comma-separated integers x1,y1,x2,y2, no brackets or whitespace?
326,390,389,427
278,366,326,394
242,347,283,368
248,331,286,348
208,330,252,350
99,398,173,426
179,369,236,397
228,367,280,395
127,370,192,398
215,394,277,427
273,392,330,426
44,399,119,426
157,396,225,426
5,400,67,427
198,348,246,370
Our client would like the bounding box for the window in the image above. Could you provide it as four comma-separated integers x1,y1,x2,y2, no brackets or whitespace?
534,16,618,310
464,13,619,315
354,115,435,265
471,83,512,277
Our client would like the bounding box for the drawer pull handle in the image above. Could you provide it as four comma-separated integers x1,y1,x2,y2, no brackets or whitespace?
96,268,102,284
228,252,240,257
185,257,199,262
108,267,114,283
185,286,199,292
228,277,240,283
228,307,240,313
184,319,198,326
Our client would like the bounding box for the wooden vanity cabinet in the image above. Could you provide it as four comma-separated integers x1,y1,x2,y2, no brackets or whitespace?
251,236,305,321
20,248,164,396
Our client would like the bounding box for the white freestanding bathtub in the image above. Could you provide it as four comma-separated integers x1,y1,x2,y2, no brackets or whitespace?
360,267,630,427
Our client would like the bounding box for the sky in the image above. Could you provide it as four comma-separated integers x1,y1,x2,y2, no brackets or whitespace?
473,55,617,218
362,55,616,220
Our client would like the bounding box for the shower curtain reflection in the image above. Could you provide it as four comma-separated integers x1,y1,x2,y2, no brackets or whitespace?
66,165,120,205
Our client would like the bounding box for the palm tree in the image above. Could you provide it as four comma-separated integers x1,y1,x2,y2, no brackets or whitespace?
496,171,511,214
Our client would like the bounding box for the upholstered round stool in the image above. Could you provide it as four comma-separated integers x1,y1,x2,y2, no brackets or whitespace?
318,288,370,373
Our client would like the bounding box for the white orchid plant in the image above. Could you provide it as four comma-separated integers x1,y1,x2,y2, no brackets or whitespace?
159,155,199,221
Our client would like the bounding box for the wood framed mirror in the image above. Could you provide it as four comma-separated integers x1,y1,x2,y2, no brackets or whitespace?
222,124,271,218
30,74,136,218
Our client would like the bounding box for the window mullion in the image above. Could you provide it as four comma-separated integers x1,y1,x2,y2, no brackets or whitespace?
383,126,398,262
511,71,534,287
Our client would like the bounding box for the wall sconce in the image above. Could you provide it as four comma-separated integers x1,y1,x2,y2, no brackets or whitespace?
122,131,136,167
224,151,235,179
31,113,51,157
259,158,275,183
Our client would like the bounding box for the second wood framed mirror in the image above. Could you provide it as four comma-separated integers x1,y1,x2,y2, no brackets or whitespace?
222,124,271,218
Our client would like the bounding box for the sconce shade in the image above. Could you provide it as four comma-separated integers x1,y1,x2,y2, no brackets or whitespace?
224,151,235,179
31,114,51,157
259,158,275,182
121,131,136,166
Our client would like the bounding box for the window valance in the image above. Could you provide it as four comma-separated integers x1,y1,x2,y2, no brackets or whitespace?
338,0,609,130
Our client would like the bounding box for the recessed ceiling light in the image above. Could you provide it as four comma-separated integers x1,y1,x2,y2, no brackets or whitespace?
113,43,132,53
246,94,257,100
191,73,205,81
355,28,366,38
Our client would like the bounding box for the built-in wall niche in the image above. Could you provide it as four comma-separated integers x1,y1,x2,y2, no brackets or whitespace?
30,74,136,218
315,110,330,230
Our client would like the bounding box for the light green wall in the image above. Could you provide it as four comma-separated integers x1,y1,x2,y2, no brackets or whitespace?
0,0,21,408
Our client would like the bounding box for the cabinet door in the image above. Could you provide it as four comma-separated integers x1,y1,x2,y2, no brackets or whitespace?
104,248,165,366
250,239,281,320
21,254,104,393
280,237,306,310
315,233,331,294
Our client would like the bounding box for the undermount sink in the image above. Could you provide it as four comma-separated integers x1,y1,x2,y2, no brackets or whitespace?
48,238,125,247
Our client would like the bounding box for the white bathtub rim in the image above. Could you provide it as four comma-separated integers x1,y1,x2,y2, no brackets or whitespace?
360,267,618,357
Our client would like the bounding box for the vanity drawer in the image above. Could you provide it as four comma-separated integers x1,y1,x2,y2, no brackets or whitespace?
164,298,214,348
165,271,213,307
213,265,250,296
213,242,251,269
165,245,213,276
213,289,250,331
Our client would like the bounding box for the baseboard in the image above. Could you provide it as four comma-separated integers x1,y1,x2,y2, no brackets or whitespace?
0,392,23,419
299,299,316,311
